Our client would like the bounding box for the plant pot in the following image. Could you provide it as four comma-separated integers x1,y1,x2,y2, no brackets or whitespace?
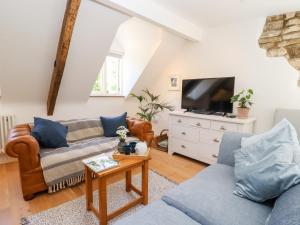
237,107,250,119
117,140,126,153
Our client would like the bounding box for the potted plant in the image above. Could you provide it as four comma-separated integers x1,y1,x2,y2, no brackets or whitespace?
116,126,129,153
230,89,254,119
130,89,174,122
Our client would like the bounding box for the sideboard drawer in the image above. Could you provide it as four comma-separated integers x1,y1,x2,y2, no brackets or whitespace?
200,129,223,145
169,139,199,159
170,125,200,142
170,116,189,125
188,118,210,129
211,121,238,132
198,143,219,164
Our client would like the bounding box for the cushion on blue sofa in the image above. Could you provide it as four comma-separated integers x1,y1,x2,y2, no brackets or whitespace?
113,200,201,225
217,132,252,167
162,164,272,225
234,119,300,202
32,117,68,148
267,184,300,225
100,112,127,137
241,119,299,148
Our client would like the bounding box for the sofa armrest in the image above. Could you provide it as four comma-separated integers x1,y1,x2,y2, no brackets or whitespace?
5,124,41,172
127,117,154,146
217,132,252,167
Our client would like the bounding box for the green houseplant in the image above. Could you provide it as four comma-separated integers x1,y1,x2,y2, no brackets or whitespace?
230,89,254,119
130,89,174,122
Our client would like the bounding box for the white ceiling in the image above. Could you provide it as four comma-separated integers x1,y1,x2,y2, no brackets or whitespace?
150,0,300,28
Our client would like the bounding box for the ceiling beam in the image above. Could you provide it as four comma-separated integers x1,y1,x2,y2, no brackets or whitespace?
93,0,203,42
47,0,81,115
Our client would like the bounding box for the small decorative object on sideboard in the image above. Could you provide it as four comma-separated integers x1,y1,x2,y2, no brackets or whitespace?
230,89,254,119
116,126,129,153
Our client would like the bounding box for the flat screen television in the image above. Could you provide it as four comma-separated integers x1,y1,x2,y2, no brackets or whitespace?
181,77,235,114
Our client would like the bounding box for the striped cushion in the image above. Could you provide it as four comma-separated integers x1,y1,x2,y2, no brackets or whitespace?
61,119,103,143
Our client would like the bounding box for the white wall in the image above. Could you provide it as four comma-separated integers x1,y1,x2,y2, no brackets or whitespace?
148,18,300,133
113,18,163,96
0,29,185,125
0,0,129,123
0,0,129,104
57,0,129,103
130,32,186,133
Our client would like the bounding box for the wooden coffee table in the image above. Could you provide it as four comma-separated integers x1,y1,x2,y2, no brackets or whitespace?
84,157,151,225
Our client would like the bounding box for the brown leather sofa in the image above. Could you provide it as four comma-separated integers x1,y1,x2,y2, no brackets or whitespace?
5,117,154,201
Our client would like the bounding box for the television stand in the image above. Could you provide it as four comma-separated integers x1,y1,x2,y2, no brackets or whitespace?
168,111,256,165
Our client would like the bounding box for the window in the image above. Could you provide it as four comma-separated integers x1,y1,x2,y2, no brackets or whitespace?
91,53,123,96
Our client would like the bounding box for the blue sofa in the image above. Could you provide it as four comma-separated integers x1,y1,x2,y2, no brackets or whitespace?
115,132,300,225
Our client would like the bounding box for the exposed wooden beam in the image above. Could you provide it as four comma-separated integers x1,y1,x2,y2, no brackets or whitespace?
47,0,81,115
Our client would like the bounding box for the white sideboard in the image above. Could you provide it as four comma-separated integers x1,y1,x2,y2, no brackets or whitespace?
168,111,256,164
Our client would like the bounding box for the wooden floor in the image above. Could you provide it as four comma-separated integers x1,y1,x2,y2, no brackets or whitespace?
0,149,207,225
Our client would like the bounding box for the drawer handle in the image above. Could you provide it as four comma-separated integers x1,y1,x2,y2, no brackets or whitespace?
178,119,182,123
181,132,186,135
220,126,226,131
196,122,201,127
181,145,186,149
213,138,220,143
212,154,218,158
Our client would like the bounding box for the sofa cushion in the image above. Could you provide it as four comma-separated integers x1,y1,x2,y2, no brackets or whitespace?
241,119,299,148
267,184,300,225
162,164,272,225
234,119,300,202
62,119,103,143
32,117,68,148
217,132,252,167
114,200,201,225
100,112,127,137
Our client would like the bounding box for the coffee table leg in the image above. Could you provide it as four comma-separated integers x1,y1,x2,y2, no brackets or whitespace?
98,177,107,225
126,170,132,192
85,166,93,211
142,161,149,205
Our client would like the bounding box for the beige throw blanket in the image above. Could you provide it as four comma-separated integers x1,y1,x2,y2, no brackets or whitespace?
40,137,136,193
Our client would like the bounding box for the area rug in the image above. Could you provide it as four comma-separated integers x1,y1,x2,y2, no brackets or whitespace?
21,170,177,225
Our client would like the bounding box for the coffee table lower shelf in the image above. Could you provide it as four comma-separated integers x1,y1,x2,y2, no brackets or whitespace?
84,158,150,225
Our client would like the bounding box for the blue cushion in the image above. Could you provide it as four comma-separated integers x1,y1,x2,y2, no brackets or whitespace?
218,132,252,167
114,200,201,225
267,184,300,225
100,112,127,137
162,164,272,225
32,117,68,148
234,119,300,202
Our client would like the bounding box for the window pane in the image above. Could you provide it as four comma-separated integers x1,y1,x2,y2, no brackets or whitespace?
91,54,122,96
106,56,120,95
92,66,105,94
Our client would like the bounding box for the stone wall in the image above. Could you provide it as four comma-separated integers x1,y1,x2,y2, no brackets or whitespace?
259,11,300,71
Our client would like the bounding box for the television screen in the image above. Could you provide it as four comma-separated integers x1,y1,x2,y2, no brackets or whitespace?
181,77,235,113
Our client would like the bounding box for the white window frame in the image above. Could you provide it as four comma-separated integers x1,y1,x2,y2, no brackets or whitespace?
90,52,124,97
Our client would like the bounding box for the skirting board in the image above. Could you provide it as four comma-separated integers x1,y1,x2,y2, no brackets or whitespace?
0,152,16,164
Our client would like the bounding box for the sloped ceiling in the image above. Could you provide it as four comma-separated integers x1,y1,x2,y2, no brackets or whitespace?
0,0,66,103
152,0,300,28
0,0,129,103
113,18,163,96
57,0,129,103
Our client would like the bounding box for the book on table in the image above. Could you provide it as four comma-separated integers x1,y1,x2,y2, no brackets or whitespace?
82,155,119,173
